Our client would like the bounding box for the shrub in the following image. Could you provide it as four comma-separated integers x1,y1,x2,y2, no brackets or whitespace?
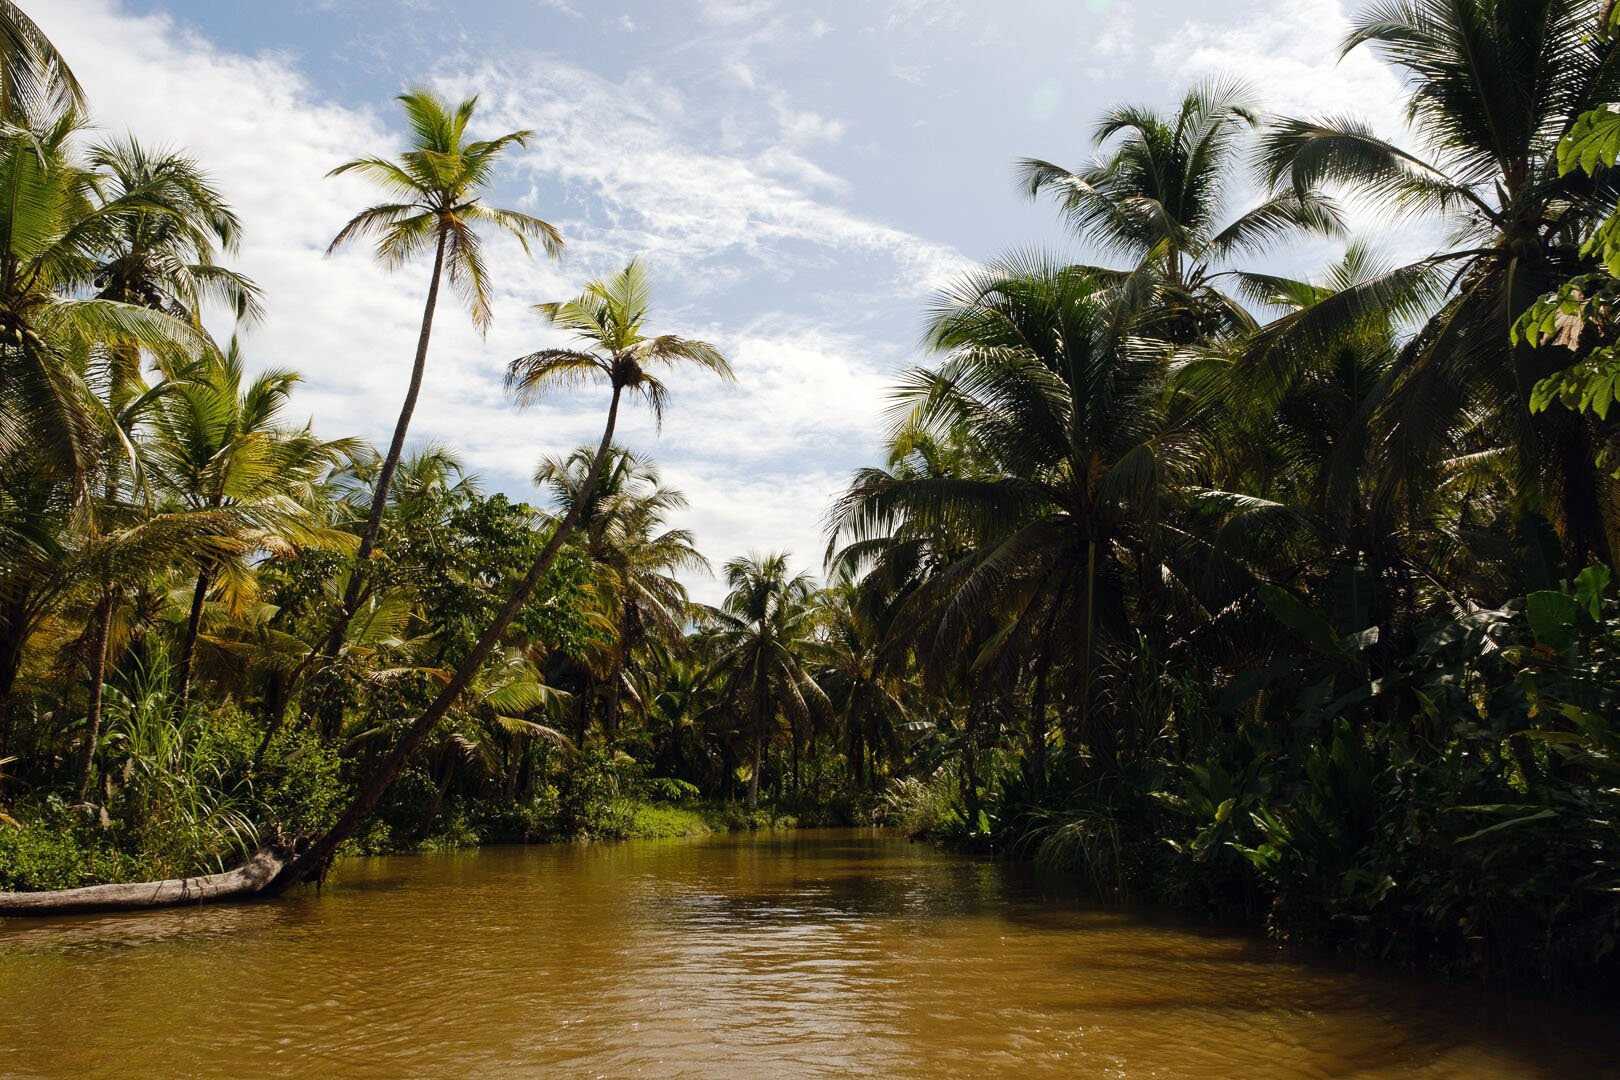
0,799,135,892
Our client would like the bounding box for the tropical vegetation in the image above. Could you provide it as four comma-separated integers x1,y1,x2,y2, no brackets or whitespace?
1,0,1617,996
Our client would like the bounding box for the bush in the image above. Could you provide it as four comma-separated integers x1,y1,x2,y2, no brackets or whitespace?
877,772,960,838
0,799,135,892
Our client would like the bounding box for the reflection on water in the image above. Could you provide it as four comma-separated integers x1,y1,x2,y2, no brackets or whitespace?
1,830,1614,1078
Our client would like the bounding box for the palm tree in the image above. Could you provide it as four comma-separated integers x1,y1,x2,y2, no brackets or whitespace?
278,259,731,886
700,553,829,806
76,136,262,783
1254,0,1620,563
0,111,215,483
813,582,912,792
145,340,356,711
89,136,262,339
536,446,705,744
320,90,562,655
829,255,1196,774
0,1,84,119
1017,79,1341,339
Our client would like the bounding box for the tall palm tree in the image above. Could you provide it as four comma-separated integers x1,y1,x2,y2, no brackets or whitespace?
76,136,262,780
145,340,356,711
278,259,732,886
813,582,912,792
1017,79,1341,338
320,90,562,655
1255,0,1620,563
701,553,829,806
830,255,1196,774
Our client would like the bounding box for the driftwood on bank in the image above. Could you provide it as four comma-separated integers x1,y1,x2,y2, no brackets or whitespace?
0,844,289,916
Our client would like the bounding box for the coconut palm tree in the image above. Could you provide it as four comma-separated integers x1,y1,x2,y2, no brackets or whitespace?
0,1,83,119
700,553,829,806
1254,0,1620,563
278,259,731,886
320,90,562,655
536,446,705,743
89,136,262,338
0,111,215,483
1017,79,1342,339
830,255,1196,774
144,340,357,711
813,582,912,792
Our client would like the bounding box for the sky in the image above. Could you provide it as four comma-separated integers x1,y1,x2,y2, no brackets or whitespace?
39,0,1419,603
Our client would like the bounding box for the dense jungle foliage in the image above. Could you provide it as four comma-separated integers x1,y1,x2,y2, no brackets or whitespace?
1,0,1617,993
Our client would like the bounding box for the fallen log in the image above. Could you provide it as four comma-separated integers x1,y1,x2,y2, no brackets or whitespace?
0,844,290,916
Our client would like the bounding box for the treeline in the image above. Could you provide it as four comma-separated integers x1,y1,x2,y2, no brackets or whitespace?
822,0,1620,993
1,0,1618,993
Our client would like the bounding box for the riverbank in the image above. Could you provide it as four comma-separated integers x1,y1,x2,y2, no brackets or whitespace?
5,830,1615,1079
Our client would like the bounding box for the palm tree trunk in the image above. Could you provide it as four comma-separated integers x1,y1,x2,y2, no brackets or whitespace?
1029,648,1051,783
174,567,211,714
76,589,114,800
274,383,626,891
789,719,800,794
748,670,766,808
0,606,26,766
308,226,450,680
1079,537,1097,745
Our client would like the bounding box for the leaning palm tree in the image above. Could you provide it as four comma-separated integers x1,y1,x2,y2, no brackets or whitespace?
1018,79,1342,339
319,90,562,655
1254,0,1620,563
700,553,829,806
277,259,732,886
145,340,357,711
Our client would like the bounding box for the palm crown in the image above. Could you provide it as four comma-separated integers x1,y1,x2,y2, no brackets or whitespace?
1018,79,1342,320
507,259,734,421
327,89,562,330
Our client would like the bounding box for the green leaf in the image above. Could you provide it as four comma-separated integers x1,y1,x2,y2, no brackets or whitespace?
1525,590,1577,650
1574,563,1611,620
1259,584,1344,659
1455,808,1559,843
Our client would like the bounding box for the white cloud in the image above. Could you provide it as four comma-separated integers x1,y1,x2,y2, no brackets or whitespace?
772,98,846,146
1150,0,1441,269
617,14,638,31
886,0,965,32
890,62,929,86
1152,0,1407,136
699,0,774,26
445,59,966,288
537,0,583,19
1093,13,1134,59
38,0,964,578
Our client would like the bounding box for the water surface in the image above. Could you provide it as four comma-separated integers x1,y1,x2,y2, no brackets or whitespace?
1,829,1614,1078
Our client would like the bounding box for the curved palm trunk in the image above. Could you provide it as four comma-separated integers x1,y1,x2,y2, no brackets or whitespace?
76,588,114,799
0,845,289,915
274,384,626,890
308,227,450,682
174,567,211,714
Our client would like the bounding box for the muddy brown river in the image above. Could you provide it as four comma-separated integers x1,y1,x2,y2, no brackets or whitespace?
0,829,1614,1077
